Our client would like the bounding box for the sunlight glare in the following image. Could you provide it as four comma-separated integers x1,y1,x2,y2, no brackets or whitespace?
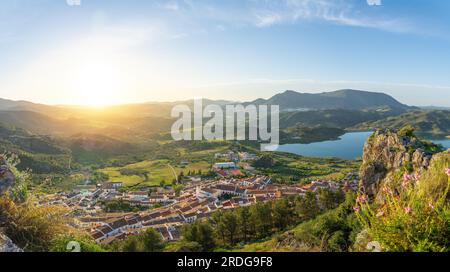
71,59,123,107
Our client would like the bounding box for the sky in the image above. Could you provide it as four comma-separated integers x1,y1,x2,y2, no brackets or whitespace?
0,0,450,106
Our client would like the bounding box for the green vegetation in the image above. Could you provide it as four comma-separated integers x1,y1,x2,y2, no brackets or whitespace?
99,159,211,188
398,125,416,137
238,192,360,252
0,156,72,251
182,220,216,251
281,125,345,144
0,198,71,251
111,228,165,252
177,189,346,252
0,123,72,174
104,189,348,253
352,110,450,139
99,199,148,213
253,152,360,184
1,91,449,252
253,156,275,168
279,109,390,130
253,89,411,112
355,151,450,252
50,234,106,252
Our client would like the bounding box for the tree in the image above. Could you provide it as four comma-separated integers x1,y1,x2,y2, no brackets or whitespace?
210,211,226,243
250,203,272,238
272,198,292,230
238,207,251,242
398,125,415,137
317,188,345,211
178,171,185,182
296,192,320,221
253,156,275,168
327,231,347,252
92,171,109,183
142,228,165,252
173,184,184,196
197,221,216,251
118,236,143,252
183,221,216,252
222,212,239,245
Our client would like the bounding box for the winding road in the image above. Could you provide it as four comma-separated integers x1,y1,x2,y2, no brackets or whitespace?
167,164,178,183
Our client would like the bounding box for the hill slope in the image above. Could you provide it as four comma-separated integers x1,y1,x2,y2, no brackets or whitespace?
351,110,450,138
0,123,71,173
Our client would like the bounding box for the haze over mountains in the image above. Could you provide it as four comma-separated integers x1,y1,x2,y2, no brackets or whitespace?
0,89,411,112
0,89,444,137
1,89,410,116
0,89,447,141
0,89,448,172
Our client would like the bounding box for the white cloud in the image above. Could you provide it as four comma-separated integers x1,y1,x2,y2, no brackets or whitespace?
246,0,409,32
170,0,411,33
254,12,283,27
161,1,180,11
367,0,382,6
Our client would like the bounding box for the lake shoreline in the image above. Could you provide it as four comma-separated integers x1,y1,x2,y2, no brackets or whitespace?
267,132,450,160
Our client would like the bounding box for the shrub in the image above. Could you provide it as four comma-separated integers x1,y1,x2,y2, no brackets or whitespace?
50,234,107,252
0,198,71,251
113,228,165,252
355,158,450,252
398,125,416,138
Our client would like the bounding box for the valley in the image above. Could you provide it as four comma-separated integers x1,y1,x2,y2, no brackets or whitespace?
0,89,449,252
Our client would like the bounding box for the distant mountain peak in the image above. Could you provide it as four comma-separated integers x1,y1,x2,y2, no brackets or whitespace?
251,89,411,112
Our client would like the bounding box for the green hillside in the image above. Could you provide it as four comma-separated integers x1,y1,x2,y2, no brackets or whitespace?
351,110,450,138
0,123,71,174
279,109,392,129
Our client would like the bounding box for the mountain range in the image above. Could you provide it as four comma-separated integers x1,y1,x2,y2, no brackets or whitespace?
0,89,448,166
0,89,412,114
250,89,413,112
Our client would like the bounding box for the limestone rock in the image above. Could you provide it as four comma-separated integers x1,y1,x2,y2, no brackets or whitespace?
359,129,435,200
0,232,23,252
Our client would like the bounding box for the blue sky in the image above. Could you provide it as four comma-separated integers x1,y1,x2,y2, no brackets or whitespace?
0,0,449,106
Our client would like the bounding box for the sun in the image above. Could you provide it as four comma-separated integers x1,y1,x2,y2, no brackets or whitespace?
71,59,124,107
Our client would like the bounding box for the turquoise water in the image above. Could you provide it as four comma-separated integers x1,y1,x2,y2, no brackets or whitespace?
433,139,450,149
268,132,450,160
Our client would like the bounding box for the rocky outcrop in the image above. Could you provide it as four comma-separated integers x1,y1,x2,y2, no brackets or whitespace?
359,129,436,201
273,231,319,252
0,156,20,252
0,156,15,195
0,232,23,252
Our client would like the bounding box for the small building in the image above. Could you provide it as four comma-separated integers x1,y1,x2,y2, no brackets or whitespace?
196,187,220,200
182,212,198,223
102,182,124,192
213,162,236,170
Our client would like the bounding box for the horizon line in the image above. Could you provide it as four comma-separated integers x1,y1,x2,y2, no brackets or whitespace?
0,88,415,108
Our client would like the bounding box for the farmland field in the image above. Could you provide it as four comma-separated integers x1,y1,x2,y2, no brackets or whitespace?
99,159,211,188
